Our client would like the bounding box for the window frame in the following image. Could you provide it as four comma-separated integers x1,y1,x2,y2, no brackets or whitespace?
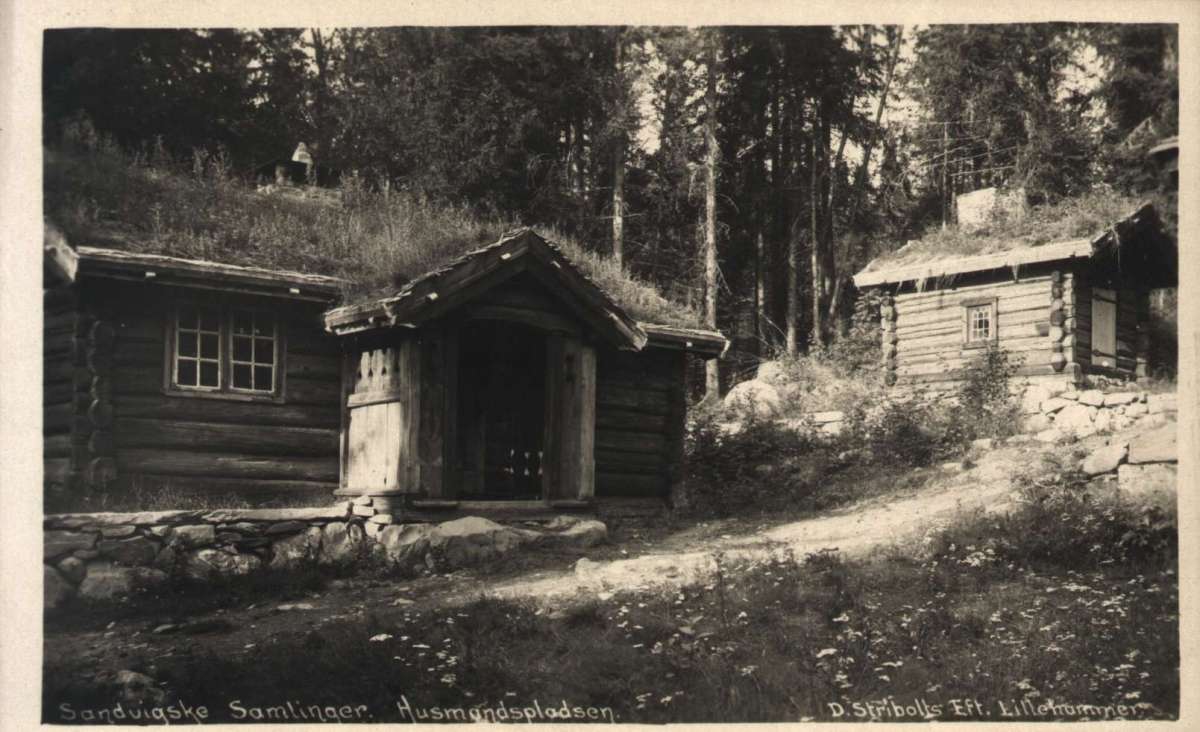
960,296,999,348
163,300,286,403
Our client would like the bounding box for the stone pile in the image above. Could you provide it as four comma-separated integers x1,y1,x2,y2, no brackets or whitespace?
1078,424,1178,511
44,500,607,609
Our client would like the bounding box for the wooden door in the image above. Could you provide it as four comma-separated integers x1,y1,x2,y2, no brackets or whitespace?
1091,288,1117,369
542,335,596,502
344,341,420,495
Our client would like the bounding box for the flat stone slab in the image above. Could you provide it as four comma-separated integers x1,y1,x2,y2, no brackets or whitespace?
201,506,349,523
1128,425,1176,464
45,511,200,529
1081,443,1128,476
45,531,98,560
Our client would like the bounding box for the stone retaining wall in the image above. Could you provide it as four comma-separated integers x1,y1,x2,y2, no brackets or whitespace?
44,498,607,609
1020,384,1176,442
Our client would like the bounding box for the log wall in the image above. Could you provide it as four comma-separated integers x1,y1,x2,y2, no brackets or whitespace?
1069,268,1140,378
892,273,1055,383
593,347,684,499
82,280,342,504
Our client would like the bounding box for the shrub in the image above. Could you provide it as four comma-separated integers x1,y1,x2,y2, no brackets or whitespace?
942,344,1023,449
839,392,943,468
683,406,824,517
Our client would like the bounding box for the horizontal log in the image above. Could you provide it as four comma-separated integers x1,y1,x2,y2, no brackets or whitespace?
896,363,1060,385
44,286,78,312
898,349,1053,376
44,434,84,460
595,429,667,455
113,314,163,341
595,408,668,433
114,339,163,368
117,449,339,482
113,394,340,429
596,385,670,414
115,417,338,456
286,376,341,405
44,458,77,485
897,295,1051,328
899,326,1049,357
596,471,667,498
44,311,82,337
287,352,341,380
113,474,337,502
895,278,1050,310
595,448,667,474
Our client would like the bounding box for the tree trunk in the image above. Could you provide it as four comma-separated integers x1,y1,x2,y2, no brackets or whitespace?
811,107,823,349
703,32,720,398
611,32,625,267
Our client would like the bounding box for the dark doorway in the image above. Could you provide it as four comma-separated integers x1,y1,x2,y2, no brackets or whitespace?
456,320,547,499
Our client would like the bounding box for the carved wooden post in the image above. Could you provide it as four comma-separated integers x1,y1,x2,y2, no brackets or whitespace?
1048,271,1067,373
880,293,897,386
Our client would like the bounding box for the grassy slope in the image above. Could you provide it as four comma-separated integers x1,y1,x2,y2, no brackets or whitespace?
863,189,1148,273
44,146,702,328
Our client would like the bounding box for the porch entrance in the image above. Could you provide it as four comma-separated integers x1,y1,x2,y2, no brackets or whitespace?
456,320,547,500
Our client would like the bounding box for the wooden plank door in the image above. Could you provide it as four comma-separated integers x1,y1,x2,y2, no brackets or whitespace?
1091,288,1117,369
344,340,420,496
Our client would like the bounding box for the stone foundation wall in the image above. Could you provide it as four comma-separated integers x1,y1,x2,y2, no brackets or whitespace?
1019,383,1177,441
44,498,607,608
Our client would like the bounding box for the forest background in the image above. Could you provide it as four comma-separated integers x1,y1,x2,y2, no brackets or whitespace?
42,24,1179,392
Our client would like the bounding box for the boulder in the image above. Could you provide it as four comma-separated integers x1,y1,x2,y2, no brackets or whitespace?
186,549,262,579
1147,393,1177,414
45,531,97,560
320,522,365,564
429,516,538,566
99,525,137,539
722,379,781,417
352,495,374,506
971,438,994,450
97,536,159,566
1059,390,1079,401
1055,403,1097,432
1035,428,1062,443
545,515,584,531
1081,442,1128,476
1117,464,1177,512
1077,389,1105,407
56,556,87,584
352,504,376,517
78,562,168,600
1124,403,1148,418
544,519,608,550
1092,409,1113,434
1021,385,1052,414
45,565,75,609
170,524,216,548
755,360,787,384
1128,425,1176,464
269,526,323,569
575,557,600,576
1039,397,1072,414
1024,414,1052,433
378,524,435,565
1103,392,1139,406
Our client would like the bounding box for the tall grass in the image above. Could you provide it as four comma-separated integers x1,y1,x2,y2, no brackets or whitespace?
44,121,701,327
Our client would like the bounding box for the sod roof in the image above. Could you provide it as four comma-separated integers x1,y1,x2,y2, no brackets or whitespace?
44,146,705,330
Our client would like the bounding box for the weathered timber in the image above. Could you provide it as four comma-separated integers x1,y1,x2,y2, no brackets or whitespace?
595,384,670,414
594,448,667,473
596,471,666,497
117,449,339,482
595,429,667,454
594,409,668,433
112,474,336,500
114,394,339,428
114,417,338,456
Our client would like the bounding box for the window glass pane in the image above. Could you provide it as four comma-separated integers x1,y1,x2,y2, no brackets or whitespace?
199,361,219,387
254,366,274,391
178,331,197,358
201,333,220,359
233,336,252,362
199,308,221,332
177,359,197,386
233,310,254,335
254,337,274,363
233,363,252,390
178,307,198,331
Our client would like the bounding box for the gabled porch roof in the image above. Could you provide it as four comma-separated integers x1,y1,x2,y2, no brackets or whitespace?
323,228,725,356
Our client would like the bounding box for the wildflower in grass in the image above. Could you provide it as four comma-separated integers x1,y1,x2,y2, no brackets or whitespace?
832,613,850,623
440,673,457,685
369,633,393,642
816,648,838,658
739,665,757,676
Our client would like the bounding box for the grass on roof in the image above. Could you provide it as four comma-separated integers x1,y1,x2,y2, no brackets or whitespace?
44,142,702,328
862,189,1147,273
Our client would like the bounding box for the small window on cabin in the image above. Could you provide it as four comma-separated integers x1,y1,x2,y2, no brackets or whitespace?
964,302,996,345
169,305,281,399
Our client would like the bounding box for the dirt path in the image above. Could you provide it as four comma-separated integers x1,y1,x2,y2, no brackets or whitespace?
452,444,1028,606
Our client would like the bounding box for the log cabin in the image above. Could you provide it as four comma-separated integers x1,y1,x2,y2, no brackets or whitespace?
852,202,1175,391
43,226,726,519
